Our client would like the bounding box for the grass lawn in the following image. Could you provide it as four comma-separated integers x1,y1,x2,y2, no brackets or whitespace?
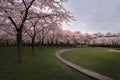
62,48,120,80
0,46,93,80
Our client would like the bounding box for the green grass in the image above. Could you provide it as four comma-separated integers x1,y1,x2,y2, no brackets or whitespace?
0,46,93,80
62,48,120,80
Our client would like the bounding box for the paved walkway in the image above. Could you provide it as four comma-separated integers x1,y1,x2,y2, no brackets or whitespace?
55,48,113,80
108,48,120,53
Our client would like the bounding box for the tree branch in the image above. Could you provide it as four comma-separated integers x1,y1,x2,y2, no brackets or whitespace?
22,0,27,9
24,28,33,38
0,27,15,36
20,0,35,29
8,16,18,30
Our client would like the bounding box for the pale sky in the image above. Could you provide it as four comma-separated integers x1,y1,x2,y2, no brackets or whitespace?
63,0,120,34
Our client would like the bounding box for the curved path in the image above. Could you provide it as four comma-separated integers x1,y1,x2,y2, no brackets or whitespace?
55,48,113,80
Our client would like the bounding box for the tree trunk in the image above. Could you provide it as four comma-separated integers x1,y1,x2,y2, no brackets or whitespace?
32,36,35,55
17,29,23,63
41,36,45,46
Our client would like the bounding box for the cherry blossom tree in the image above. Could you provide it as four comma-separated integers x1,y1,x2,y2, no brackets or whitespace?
89,36,120,47
0,0,73,63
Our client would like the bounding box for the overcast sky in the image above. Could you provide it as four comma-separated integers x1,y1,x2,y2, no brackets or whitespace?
63,0,120,34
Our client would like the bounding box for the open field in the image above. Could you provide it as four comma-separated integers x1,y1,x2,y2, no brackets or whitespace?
62,48,120,80
0,46,93,80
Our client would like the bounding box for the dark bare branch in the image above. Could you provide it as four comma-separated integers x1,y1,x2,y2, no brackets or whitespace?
20,0,36,29
8,16,17,30
0,27,15,36
22,0,27,9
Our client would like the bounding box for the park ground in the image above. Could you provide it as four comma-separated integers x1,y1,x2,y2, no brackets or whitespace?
0,46,120,80
62,48,120,80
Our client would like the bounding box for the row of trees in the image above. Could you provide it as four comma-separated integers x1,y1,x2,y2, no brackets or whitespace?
0,28,91,46
89,37,120,47
2,27,120,48
93,32,120,37
1,28,120,47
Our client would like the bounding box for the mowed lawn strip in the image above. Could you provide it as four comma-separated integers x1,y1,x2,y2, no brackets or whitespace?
0,46,93,80
62,48,120,80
